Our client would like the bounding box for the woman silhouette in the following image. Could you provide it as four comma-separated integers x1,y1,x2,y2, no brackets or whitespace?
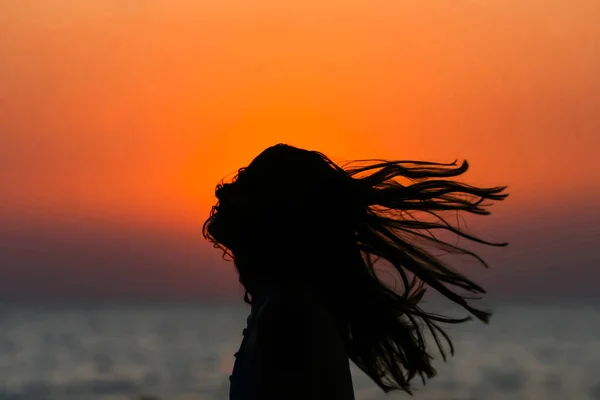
203,144,507,400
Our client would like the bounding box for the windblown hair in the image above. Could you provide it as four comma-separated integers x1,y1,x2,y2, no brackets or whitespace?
203,143,508,394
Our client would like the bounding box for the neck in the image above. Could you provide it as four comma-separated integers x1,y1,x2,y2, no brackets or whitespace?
249,286,271,311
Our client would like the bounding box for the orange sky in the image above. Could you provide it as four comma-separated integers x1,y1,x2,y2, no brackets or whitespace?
1,0,599,300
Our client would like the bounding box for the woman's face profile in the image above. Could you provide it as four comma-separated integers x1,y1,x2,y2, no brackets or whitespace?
209,179,260,253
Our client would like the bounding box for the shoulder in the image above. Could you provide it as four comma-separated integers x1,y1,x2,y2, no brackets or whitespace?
253,288,352,399
256,286,333,333
253,286,345,357
253,286,348,369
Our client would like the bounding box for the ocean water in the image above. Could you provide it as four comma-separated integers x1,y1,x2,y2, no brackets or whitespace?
0,302,599,400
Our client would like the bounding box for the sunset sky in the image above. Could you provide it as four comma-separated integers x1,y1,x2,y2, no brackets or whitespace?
1,0,599,301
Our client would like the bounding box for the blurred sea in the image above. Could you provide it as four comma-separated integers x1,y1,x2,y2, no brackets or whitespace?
0,301,599,400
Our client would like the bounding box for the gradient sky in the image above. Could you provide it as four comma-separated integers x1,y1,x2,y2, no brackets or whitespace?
1,0,599,301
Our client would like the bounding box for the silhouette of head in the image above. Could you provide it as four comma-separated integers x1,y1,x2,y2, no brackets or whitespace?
204,143,364,293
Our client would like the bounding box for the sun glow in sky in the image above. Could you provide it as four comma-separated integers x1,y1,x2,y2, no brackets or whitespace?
1,0,599,300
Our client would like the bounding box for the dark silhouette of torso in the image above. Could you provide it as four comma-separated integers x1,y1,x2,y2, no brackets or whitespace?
229,285,355,400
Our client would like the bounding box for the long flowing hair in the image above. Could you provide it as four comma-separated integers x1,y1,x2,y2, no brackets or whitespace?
203,144,508,394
